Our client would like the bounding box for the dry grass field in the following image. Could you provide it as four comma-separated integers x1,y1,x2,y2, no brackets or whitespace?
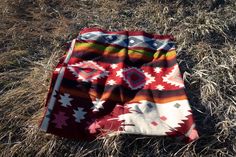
0,0,236,156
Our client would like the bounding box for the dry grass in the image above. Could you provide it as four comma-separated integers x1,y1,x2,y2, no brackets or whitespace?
0,0,236,156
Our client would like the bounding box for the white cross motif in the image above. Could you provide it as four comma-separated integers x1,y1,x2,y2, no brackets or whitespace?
154,67,162,74
111,64,118,69
156,85,165,90
91,98,105,112
116,69,123,77
107,80,116,85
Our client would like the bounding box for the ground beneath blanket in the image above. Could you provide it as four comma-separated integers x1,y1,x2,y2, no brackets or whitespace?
0,0,236,156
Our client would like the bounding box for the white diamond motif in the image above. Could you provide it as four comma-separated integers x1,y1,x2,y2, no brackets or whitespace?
68,61,109,82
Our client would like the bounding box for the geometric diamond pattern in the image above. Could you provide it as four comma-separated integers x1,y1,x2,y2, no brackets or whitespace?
151,121,158,126
162,65,184,88
122,67,146,90
160,116,167,121
104,35,118,42
68,61,109,82
128,37,143,46
174,103,181,108
40,28,198,143
79,32,174,51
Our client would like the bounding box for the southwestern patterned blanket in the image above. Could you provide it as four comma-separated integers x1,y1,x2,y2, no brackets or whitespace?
39,28,199,143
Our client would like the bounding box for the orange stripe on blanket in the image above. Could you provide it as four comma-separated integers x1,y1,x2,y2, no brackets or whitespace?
60,86,187,104
74,46,176,61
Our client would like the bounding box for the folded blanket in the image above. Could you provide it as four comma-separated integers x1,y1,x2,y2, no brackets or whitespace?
39,28,199,143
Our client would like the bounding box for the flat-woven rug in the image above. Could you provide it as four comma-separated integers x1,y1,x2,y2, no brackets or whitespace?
39,28,199,143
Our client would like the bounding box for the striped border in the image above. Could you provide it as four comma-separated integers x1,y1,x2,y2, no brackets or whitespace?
79,28,174,40
77,28,175,53
39,39,76,131
71,41,177,64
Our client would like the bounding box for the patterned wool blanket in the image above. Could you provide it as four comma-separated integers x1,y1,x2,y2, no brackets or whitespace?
39,28,199,143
